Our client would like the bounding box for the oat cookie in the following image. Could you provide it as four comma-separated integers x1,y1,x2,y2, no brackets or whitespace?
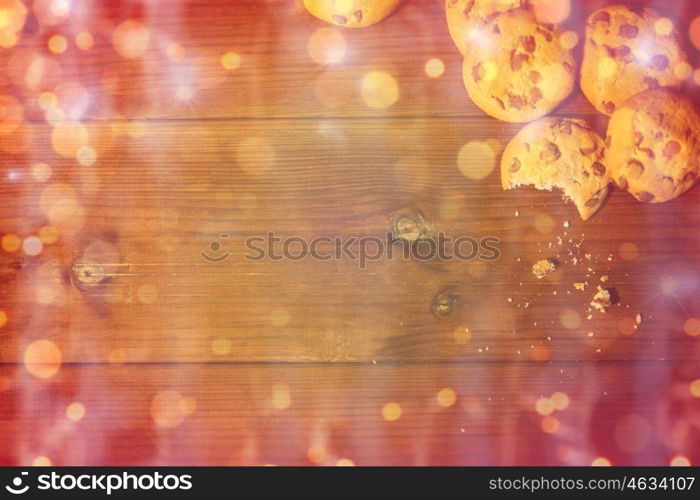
581,4,688,116
446,0,528,56
501,117,611,220
303,0,401,28
605,89,700,203
462,9,575,122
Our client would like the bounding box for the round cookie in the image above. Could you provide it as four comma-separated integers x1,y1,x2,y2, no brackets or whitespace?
605,89,700,203
462,9,575,122
446,0,528,56
581,4,688,116
303,0,401,28
501,117,611,220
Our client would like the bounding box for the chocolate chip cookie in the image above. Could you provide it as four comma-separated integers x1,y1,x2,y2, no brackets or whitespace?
501,117,611,220
462,9,575,122
605,88,700,203
446,0,528,56
581,4,688,116
303,0,401,28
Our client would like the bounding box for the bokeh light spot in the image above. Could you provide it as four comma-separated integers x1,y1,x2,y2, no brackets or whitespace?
535,397,554,416
361,71,399,110
670,455,691,466
689,379,700,398
270,308,290,327
75,31,94,51
382,402,402,421
272,383,291,410
541,415,560,434
22,236,43,256
137,284,158,304
24,339,62,379
591,457,611,466
112,19,149,59
532,0,571,24
619,242,639,261
550,392,569,411
684,318,700,337
0,310,7,328
425,58,445,78
48,34,68,54
437,387,457,407
221,51,242,70
457,140,497,180
32,456,52,466
66,402,86,422
211,338,231,355
308,28,346,65
560,30,579,50
560,309,581,330
534,214,555,234
150,391,189,429
1,233,21,252
31,162,52,182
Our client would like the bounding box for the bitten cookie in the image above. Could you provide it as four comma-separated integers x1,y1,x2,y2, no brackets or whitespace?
581,4,688,116
501,118,611,220
462,9,575,122
303,0,401,28
446,0,528,56
605,89,700,203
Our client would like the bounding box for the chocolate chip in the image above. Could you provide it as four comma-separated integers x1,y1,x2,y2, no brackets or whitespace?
510,51,529,71
529,70,542,83
605,136,612,148
663,140,680,157
462,0,475,15
619,24,639,38
353,9,363,22
610,45,632,60
509,157,521,172
332,15,347,25
585,197,601,207
634,131,643,146
636,191,655,202
493,24,501,34
618,176,629,190
604,101,616,114
563,62,574,74
683,171,697,183
558,120,572,135
536,27,553,42
590,11,610,24
540,142,561,162
493,96,505,110
592,162,606,176
521,35,536,53
650,54,669,71
627,159,644,178
640,148,655,159
580,143,598,156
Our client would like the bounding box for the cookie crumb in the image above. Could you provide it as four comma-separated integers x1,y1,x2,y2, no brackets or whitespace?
532,258,558,279
574,282,587,291
563,220,570,228
635,313,643,325
600,274,609,282
514,210,520,217
591,286,612,312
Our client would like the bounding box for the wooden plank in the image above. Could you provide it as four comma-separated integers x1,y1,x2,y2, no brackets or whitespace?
2,119,699,362
0,361,696,466
2,0,700,120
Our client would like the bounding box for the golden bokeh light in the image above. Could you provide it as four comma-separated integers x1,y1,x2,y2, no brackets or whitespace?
550,392,569,411
51,121,88,157
673,61,693,81
167,42,185,62
457,140,497,180
32,456,52,466
591,457,611,466
31,162,52,182
0,310,7,328
308,28,346,65
112,19,150,59
75,31,94,51
270,308,290,327
39,183,85,234
382,402,402,421
453,326,472,344
33,0,69,25
1,233,21,252
77,145,97,166
541,415,559,434
670,455,691,466
690,17,700,50
307,445,326,464
272,383,291,410
66,402,86,422
689,379,700,398
36,285,58,304
0,0,27,46
598,57,618,79
684,318,700,337
617,317,637,336
48,34,68,54
24,339,62,379
560,309,581,330
150,391,190,429
361,70,399,110
619,242,639,261
38,226,59,244
137,284,158,304
0,95,23,135
437,387,457,408
560,30,579,50
534,214,555,234
425,58,445,78
336,458,355,466
221,51,242,70
532,0,571,24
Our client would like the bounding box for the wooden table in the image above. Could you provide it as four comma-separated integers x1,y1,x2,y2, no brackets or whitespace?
1,0,699,466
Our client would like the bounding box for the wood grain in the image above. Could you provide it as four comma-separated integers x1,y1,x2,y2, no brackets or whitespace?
1,0,699,465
